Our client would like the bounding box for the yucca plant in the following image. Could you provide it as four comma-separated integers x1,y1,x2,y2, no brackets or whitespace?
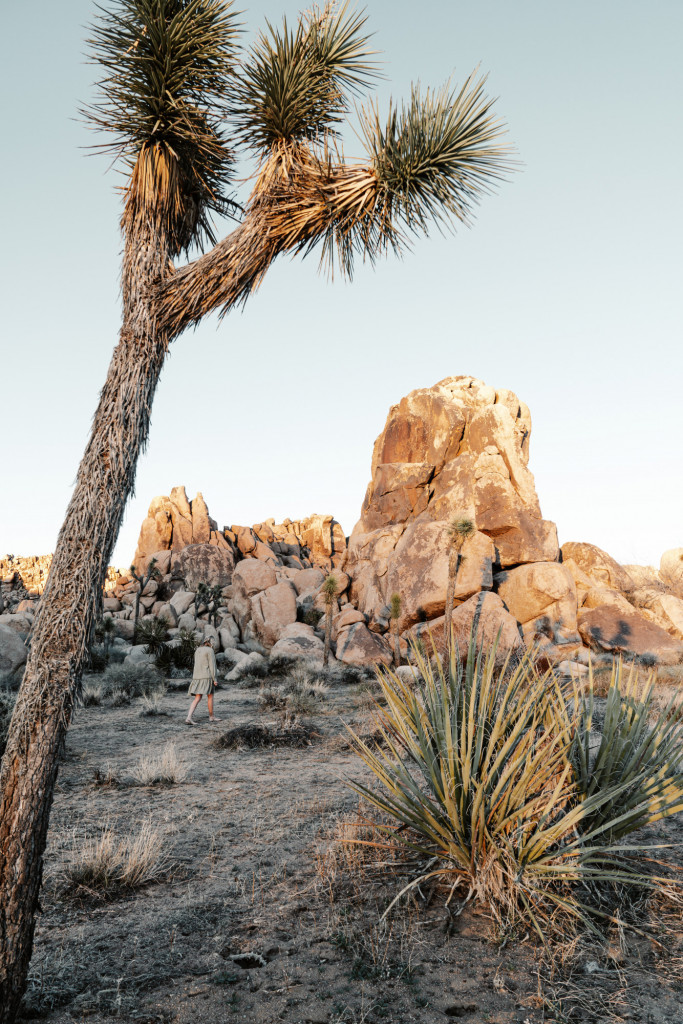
570,662,683,844
347,637,683,940
322,574,339,668
135,616,171,662
172,626,201,670
0,3,514,1016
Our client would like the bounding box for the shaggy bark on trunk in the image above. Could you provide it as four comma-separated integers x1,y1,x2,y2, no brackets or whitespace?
0,221,171,1020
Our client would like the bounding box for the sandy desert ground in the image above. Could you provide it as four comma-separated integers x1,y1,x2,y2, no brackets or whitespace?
17,669,683,1024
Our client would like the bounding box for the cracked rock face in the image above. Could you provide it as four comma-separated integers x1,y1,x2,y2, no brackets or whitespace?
346,376,559,630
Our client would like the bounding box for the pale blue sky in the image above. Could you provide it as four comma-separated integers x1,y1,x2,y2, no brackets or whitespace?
1,1,681,569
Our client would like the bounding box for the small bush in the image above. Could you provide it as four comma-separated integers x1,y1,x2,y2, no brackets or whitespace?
99,663,164,702
61,821,171,897
80,678,104,707
302,607,324,628
139,691,167,716
130,743,189,785
87,644,108,673
0,690,17,759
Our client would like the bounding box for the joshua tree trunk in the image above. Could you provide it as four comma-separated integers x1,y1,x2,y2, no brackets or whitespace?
0,221,171,1021
444,547,460,650
323,605,333,668
392,621,401,668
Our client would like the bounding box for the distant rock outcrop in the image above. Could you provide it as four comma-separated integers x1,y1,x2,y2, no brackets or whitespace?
345,376,558,631
4,375,682,673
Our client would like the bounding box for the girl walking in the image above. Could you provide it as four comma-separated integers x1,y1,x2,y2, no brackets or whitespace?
186,638,219,724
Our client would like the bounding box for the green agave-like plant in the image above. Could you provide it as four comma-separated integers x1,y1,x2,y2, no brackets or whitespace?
347,637,683,938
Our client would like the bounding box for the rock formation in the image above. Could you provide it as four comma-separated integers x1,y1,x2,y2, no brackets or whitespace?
345,376,558,631
3,375,681,677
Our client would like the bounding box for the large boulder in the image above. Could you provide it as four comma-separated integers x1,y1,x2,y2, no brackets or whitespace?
495,563,578,643
175,544,235,590
0,614,32,638
250,581,298,648
577,605,683,665
0,624,28,679
346,376,559,630
270,623,326,662
170,590,195,617
336,622,392,667
561,542,634,595
660,549,683,593
231,561,278,634
407,592,524,663
630,592,683,642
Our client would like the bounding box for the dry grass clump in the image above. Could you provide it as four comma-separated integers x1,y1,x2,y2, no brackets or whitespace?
130,742,189,786
258,670,330,717
60,821,171,898
346,638,683,940
212,720,317,750
138,690,168,716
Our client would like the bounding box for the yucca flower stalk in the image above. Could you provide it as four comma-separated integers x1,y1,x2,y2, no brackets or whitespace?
346,637,683,939
0,3,513,1016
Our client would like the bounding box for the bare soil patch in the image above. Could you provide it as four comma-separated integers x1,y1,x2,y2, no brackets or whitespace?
17,674,683,1023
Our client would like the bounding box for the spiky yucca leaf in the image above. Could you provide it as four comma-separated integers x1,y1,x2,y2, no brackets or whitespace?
346,637,683,937
85,0,240,253
571,662,683,844
232,2,378,153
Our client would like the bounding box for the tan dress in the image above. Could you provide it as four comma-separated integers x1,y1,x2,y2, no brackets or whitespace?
188,646,217,695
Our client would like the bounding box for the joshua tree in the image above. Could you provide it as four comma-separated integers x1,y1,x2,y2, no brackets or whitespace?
209,585,223,628
389,592,402,667
444,516,476,652
322,575,339,668
130,557,161,638
194,581,211,619
0,2,511,1015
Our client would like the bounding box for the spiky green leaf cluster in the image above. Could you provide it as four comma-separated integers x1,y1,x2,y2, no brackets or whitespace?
231,2,379,152
85,0,240,251
347,640,683,938
360,75,513,240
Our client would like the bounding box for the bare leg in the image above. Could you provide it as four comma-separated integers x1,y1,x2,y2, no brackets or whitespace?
186,694,201,724
208,692,219,722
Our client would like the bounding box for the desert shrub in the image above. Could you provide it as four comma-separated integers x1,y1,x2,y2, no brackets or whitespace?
135,616,170,664
139,691,167,716
130,742,189,785
258,686,288,712
106,645,127,665
302,607,324,628
99,662,164,702
87,644,108,673
0,690,17,759
80,678,105,707
171,626,200,670
267,653,299,677
348,639,683,938
61,821,171,896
